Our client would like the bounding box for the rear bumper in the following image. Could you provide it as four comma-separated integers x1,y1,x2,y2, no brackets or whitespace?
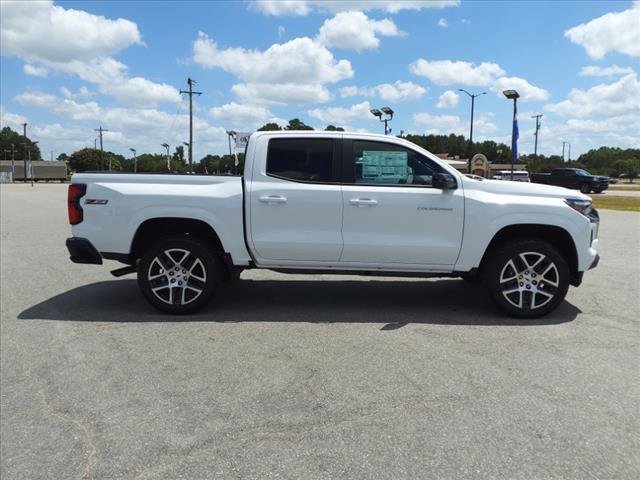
66,237,102,264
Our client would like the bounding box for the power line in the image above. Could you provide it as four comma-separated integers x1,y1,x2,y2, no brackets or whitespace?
180,78,202,173
94,126,109,170
531,114,543,156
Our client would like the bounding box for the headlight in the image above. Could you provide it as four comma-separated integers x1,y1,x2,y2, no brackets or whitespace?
565,198,592,216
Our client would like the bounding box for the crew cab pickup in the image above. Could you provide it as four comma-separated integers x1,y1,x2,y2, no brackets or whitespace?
531,168,609,194
66,131,600,318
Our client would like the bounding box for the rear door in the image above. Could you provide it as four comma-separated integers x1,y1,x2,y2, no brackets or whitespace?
340,139,464,266
247,135,343,263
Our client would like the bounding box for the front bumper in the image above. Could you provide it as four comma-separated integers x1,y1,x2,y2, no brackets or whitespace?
66,237,102,264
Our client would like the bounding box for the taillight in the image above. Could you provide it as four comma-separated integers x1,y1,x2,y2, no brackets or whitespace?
68,184,87,225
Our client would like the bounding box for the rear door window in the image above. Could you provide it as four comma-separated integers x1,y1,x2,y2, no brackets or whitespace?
266,138,337,183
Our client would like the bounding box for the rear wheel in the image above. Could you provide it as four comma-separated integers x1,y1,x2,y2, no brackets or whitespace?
137,236,222,314
579,183,591,194
484,239,569,318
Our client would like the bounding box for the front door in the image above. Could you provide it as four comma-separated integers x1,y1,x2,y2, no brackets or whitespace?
340,139,464,267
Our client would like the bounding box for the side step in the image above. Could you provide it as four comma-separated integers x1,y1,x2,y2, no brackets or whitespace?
111,266,138,277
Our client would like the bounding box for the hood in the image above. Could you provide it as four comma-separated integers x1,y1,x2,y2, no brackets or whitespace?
462,177,591,201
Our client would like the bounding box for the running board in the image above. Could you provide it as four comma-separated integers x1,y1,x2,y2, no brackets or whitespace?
110,265,138,277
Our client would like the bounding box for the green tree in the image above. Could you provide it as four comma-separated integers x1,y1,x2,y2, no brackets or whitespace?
0,126,42,161
324,125,345,131
285,118,314,131
257,122,282,131
56,153,69,163
68,148,122,172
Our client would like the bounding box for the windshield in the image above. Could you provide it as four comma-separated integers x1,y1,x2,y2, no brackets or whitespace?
576,169,592,176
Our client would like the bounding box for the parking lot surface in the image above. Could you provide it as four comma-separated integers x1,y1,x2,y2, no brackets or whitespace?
1,184,639,479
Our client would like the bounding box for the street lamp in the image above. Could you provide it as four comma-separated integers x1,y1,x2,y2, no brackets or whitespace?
370,107,394,135
182,142,190,172
226,130,238,174
502,89,520,181
129,148,137,173
459,89,486,173
161,143,170,171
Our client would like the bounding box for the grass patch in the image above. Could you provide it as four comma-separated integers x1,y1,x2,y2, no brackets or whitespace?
609,185,640,191
592,196,640,212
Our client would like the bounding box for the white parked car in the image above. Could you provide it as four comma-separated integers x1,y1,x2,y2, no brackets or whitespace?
66,131,599,318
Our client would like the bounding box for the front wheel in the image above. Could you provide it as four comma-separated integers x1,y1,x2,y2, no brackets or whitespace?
484,240,569,318
579,183,591,194
137,236,222,314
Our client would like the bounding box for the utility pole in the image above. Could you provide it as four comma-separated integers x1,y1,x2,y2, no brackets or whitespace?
568,143,571,162
22,123,27,183
531,114,543,157
561,141,567,162
94,126,109,170
180,78,202,173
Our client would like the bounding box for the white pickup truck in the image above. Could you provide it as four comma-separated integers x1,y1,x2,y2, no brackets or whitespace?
66,131,600,318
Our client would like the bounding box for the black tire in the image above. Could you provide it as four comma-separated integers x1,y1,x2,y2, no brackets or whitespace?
483,239,569,318
593,188,603,194
579,183,591,194
137,236,222,314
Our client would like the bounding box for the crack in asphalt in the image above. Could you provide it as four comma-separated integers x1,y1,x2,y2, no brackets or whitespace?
24,367,98,480
131,395,463,480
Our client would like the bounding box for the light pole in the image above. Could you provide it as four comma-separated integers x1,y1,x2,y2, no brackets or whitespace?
531,114,543,157
561,141,568,162
370,107,394,135
568,143,571,162
29,140,39,186
459,89,486,173
226,130,237,174
182,142,190,172
129,148,137,173
161,143,170,171
502,89,520,181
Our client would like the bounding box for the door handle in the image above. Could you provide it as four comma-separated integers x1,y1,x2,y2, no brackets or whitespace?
259,195,287,204
349,198,378,207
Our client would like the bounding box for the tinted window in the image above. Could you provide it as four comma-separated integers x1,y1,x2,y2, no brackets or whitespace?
267,138,334,183
352,140,440,186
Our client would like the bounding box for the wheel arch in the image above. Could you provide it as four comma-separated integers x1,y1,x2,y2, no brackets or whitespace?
479,224,580,285
130,217,225,262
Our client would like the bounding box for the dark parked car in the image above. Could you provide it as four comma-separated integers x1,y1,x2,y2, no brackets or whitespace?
531,168,609,194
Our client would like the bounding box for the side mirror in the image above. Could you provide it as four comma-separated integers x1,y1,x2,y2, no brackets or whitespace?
432,172,457,190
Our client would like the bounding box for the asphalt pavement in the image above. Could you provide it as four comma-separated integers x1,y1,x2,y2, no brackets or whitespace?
1,183,639,479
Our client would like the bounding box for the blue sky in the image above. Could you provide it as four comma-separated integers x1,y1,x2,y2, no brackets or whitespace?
1,0,638,161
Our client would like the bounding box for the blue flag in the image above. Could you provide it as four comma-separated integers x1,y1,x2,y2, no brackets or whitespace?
512,102,519,163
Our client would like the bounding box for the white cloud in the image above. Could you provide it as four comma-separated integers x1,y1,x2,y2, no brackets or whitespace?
339,81,427,101
209,102,273,127
308,101,373,124
16,91,102,120
61,86,93,100
491,76,550,101
437,18,448,28
231,83,332,105
436,90,459,108
0,105,28,130
23,64,48,77
579,65,636,77
1,1,181,107
0,0,142,62
564,2,640,59
278,25,285,37
193,33,353,84
544,73,640,118
413,111,497,136
317,11,405,51
410,58,505,86
248,1,459,16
